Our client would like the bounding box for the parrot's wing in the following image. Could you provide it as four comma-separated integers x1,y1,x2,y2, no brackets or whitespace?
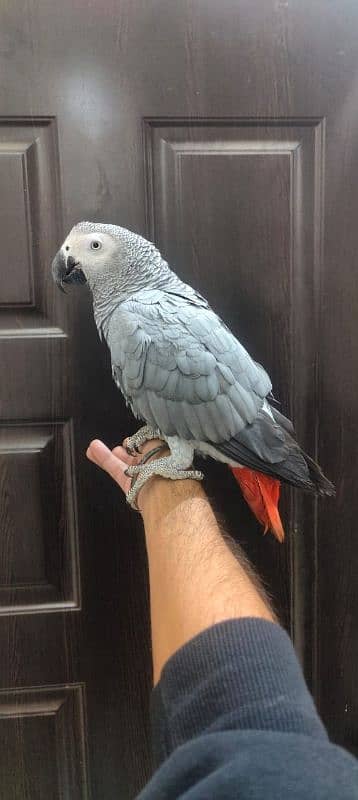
109,290,272,444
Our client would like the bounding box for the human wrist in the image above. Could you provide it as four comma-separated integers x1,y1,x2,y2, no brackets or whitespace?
138,470,203,519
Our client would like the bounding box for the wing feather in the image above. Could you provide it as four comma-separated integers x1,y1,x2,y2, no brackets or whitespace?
107,292,272,443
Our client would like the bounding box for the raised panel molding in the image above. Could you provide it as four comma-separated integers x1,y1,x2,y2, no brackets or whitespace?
0,421,80,614
0,142,35,306
144,116,324,251
0,117,64,337
144,117,325,682
0,684,89,799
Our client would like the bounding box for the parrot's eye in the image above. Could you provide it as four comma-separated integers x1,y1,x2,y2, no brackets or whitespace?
91,240,102,250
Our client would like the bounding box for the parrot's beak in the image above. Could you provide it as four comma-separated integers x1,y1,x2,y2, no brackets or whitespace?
52,250,87,292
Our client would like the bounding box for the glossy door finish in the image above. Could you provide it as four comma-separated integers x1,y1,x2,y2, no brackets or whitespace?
0,1,357,796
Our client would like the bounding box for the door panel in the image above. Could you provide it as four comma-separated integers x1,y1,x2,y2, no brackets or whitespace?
0,422,79,612
145,115,324,658
0,1,357,796
0,685,89,800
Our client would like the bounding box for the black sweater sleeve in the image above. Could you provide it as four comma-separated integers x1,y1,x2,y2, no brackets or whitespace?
138,618,358,799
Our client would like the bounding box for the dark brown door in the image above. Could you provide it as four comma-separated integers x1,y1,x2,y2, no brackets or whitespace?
0,1,357,796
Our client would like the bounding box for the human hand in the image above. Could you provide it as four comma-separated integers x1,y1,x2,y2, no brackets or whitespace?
86,437,169,510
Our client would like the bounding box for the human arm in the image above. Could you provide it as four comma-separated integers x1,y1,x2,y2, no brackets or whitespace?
86,437,274,684
86,438,358,799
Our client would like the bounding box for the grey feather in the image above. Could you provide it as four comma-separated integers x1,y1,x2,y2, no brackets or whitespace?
216,362,235,386
181,376,199,404
162,370,181,400
105,290,270,443
205,399,230,441
134,391,156,426
182,402,203,440
195,374,219,402
165,399,191,437
194,403,215,440
228,383,257,422
144,361,168,391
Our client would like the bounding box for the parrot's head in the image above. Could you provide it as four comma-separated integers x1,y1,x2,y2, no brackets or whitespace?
52,221,135,293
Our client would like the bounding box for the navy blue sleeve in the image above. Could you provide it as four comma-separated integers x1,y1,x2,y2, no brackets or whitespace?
138,618,358,799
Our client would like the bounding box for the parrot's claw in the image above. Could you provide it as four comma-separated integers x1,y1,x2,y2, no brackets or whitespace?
125,425,162,455
125,455,203,511
124,464,142,478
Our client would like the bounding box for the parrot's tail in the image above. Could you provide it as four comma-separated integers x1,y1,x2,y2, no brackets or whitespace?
230,466,285,543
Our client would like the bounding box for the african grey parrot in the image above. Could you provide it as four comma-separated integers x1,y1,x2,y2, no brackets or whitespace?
52,221,334,540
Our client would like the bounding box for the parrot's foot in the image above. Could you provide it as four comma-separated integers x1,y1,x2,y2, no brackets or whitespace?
124,437,203,511
125,425,162,455
125,458,203,510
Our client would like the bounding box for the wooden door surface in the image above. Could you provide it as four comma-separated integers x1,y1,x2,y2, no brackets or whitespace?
0,1,357,796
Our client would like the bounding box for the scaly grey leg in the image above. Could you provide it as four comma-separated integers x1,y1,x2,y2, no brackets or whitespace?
125,424,162,455
125,436,203,510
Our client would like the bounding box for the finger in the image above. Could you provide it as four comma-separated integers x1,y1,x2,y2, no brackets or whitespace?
112,445,138,465
86,439,129,492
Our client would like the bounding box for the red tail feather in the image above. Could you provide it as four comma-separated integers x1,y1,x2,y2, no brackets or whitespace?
230,466,285,542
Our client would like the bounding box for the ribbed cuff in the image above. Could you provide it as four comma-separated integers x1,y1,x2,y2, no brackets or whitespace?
151,618,327,765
